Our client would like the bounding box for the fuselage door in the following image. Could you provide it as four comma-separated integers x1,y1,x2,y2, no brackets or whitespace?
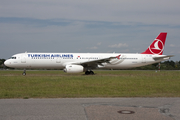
21,55,26,63
142,55,146,63
56,57,61,63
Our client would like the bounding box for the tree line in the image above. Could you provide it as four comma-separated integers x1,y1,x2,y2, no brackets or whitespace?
132,60,180,70
0,59,6,69
0,59,180,70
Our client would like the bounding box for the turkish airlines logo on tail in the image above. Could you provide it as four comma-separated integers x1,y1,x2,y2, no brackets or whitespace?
149,39,164,54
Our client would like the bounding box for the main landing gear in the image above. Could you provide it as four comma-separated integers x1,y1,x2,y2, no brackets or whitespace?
85,70,94,75
22,69,26,76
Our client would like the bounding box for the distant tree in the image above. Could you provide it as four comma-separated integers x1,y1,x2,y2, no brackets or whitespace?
176,61,180,70
133,60,179,70
0,59,6,68
162,60,176,70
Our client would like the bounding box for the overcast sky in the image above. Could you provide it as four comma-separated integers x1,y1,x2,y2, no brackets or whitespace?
0,0,180,61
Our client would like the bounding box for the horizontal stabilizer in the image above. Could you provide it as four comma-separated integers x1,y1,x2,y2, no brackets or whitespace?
153,55,174,61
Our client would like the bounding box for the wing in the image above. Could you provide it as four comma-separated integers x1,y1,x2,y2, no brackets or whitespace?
72,56,117,69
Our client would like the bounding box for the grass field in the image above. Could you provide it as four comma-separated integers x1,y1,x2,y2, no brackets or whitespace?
0,70,180,98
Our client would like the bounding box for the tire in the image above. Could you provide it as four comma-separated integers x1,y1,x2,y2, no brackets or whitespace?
22,72,26,76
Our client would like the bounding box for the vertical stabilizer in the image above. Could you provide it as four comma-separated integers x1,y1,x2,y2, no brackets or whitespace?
141,32,167,55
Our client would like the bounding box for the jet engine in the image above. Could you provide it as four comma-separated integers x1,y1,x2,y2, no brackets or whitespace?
64,65,84,73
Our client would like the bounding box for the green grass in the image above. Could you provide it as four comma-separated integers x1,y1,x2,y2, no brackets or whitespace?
0,70,180,98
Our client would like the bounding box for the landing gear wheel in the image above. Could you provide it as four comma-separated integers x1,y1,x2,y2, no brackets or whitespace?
85,70,94,75
22,72,26,76
85,71,90,75
89,71,94,75
22,68,26,76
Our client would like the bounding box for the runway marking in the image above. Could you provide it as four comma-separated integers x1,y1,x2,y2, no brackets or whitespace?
83,104,174,120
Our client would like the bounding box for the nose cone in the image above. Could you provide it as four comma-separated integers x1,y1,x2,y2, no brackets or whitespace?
4,60,11,67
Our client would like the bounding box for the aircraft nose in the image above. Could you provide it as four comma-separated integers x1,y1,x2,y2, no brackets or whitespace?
4,60,11,67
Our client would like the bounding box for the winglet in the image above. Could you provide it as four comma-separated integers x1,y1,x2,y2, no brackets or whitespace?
141,32,167,55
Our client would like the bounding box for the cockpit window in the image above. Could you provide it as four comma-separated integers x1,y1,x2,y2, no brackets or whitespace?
10,57,16,59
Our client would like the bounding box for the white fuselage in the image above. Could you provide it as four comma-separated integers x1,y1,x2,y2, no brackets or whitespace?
4,52,167,70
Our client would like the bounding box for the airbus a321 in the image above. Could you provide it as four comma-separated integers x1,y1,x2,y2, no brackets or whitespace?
4,32,173,75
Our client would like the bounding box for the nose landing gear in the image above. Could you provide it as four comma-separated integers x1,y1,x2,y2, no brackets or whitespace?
22,69,26,76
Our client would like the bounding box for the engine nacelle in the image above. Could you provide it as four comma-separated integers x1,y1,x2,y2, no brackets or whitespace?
64,65,84,73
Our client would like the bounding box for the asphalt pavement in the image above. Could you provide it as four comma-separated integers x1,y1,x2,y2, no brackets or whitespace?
0,98,179,120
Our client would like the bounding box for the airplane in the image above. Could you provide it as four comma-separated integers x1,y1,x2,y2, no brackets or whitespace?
4,32,174,75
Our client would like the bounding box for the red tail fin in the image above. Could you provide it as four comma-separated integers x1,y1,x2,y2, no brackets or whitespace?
141,32,167,55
